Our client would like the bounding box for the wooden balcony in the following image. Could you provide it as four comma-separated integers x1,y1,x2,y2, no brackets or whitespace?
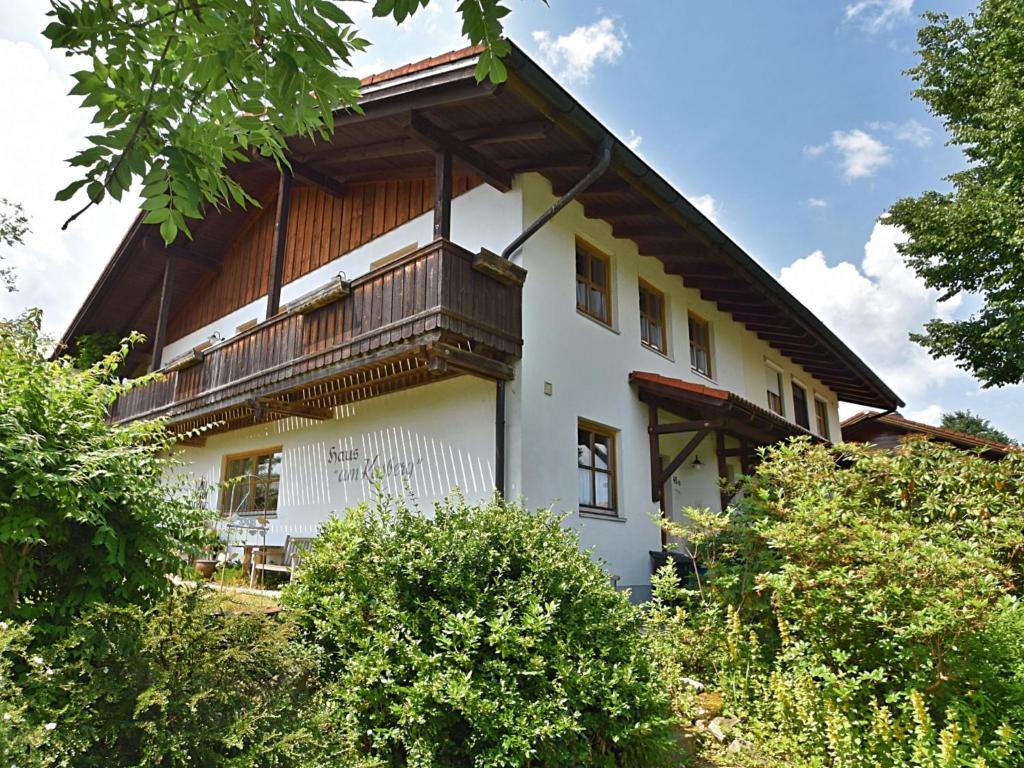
110,239,525,436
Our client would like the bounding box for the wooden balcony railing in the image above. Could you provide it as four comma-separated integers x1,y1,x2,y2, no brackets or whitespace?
110,239,525,431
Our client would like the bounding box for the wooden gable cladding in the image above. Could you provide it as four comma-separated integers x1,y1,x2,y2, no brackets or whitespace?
167,174,481,342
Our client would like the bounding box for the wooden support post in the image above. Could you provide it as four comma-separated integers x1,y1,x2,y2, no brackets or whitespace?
648,403,668,549
716,431,730,511
433,149,452,240
266,171,293,319
149,255,176,372
659,429,710,487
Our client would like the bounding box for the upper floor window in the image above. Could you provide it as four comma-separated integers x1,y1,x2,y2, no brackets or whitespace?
221,448,282,517
765,363,784,416
576,241,611,325
814,397,831,439
688,313,712,378
792,381,810,430
638,281,667,354
578,421,617,515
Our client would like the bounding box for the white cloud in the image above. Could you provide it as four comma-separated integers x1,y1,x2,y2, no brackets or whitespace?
845,0,913,33
807,197,828,208
869,119,932,148
903,404,944,425
806,129,892,181
689,194,719,224
532,17,626,84
624,129,642,152
779,221,965,404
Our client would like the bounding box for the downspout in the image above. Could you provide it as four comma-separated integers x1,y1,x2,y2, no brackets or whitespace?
493,141,614,499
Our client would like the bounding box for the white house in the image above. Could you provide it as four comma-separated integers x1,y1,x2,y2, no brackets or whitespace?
62,43,902,599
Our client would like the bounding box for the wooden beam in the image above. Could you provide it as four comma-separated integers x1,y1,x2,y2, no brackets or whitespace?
649,418,720,435
427,343,514,381
290,159,347,198
564,176,629,196
648,403,663,504
142,236,220,273
583,200,659,218
612,223,689,239
266,172,293,318
409,112,513,192
659,429,710,487
434,149,452,240
248,397,332,421
149,255,176,371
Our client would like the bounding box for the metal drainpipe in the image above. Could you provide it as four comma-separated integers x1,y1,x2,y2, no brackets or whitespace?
493,142,615,499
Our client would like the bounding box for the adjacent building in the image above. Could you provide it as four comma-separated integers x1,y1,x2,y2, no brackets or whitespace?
842,411,1014,461
62,43,902,598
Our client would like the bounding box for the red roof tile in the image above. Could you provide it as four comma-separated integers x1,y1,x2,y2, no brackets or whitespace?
360,44,486,87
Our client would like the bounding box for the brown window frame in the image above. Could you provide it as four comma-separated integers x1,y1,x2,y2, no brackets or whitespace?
688,312,713,378
577,420,617,516
765,362,785,416
220,446,283,518
814,397,831,439
638,280,667,354
575,240,612,326
792,380,811,430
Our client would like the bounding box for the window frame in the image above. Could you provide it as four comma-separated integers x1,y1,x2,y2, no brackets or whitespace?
688,312,713,379
575,239,613,326
765,361,785,417
220,446,283,518
638,279,668,354
814,396,831,439
577,420,618,517
792,379,811,430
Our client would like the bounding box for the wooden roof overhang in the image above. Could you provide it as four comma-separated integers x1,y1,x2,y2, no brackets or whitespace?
62,41,900,410
841,410,1016,460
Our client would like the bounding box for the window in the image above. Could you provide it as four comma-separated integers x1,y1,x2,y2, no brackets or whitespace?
792,381,810,430
688,313,712,378
814,397,831,439
576,241,611,324
765,363,784,416
578,422,616,515
221,448,282,517
638,281,667,353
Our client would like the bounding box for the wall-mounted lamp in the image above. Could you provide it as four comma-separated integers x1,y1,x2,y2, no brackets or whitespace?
690,456,703,470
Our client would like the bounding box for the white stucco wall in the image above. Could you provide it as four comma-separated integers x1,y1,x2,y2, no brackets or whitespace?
175,375,496,547
168,171,850,598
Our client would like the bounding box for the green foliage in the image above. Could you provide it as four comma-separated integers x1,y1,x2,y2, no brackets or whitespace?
653,438,1024,766
0,312,212,635
887,0,1024,386
71,330,121,370
282,493,675,767
942,408,1017,445
45,0,525,243
0,197,29,292
1,590,316,767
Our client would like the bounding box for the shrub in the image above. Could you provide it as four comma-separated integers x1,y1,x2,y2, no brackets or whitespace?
653,438,1024,766
2,590,317,767
282,493,675,768
0,312,212,635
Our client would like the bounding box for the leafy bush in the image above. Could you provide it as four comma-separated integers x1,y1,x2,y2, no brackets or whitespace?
0,312,211,635
651,438,1024,766
282,493,675,768
1,590,316,767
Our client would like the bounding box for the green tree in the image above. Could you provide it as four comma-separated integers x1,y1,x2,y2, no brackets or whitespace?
0,198,29,292
44,0,521,244
888,0,1024,387
941,409,1016,445
0,312,211,634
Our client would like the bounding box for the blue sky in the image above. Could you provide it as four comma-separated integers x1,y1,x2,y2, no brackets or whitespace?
1,0,1020,440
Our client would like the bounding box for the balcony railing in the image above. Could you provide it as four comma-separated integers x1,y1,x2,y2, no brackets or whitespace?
110,239,525,430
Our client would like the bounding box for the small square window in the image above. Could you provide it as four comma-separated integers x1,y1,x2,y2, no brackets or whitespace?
577,422,617,515
221,448,283,517
688,313,712,378
576,241,612,325
792,381,810,430
638,281,667,354
814,397,831,439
